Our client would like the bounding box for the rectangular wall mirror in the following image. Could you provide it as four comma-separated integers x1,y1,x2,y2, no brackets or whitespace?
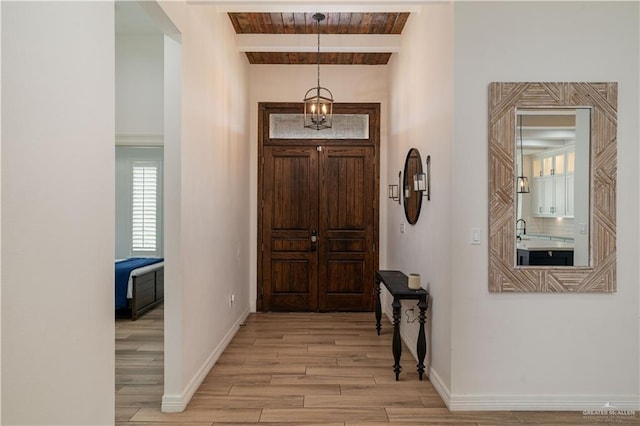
515,108,590,267
489,82,617,293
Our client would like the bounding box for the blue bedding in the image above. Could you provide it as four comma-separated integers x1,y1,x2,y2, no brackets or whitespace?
115,257,163,309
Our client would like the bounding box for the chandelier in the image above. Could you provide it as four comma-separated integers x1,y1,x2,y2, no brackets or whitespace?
303,13,334,130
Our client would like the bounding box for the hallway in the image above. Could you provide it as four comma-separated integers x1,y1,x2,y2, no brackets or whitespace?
115,307,629,425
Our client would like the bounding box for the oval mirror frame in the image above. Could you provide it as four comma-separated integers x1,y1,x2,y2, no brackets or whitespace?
488,82,617,293
403,148,423,225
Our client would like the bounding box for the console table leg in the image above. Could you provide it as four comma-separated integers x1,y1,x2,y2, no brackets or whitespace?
392,298,402,381
375,279,382,335
417,300,427,381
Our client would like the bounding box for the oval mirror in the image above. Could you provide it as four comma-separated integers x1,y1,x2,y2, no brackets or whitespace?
403,148,423,225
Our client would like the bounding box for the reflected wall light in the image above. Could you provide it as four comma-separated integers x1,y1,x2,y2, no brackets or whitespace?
517,115,530,194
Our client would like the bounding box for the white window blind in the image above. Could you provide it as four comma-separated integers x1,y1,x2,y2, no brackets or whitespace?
131,163,158,253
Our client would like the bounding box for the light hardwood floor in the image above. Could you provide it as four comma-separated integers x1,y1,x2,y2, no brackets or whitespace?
116,306,639,425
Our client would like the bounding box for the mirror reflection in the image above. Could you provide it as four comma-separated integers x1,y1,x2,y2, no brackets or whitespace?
515,108,591,267
403,148,423,225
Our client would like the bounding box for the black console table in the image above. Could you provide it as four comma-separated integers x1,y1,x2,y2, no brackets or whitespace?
375,270,429,381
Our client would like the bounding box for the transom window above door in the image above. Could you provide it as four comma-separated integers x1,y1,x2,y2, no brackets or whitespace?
269,113,370,139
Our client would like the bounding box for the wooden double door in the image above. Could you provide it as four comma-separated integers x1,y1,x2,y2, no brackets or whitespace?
258,103,379,312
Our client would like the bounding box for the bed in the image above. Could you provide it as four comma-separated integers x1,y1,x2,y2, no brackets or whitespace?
115,257,164,320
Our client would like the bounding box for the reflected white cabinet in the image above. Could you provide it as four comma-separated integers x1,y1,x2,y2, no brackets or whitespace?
530,147,574,218
565,173,575,216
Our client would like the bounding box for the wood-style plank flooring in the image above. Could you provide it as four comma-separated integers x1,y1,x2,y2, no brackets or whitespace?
116,306,639,425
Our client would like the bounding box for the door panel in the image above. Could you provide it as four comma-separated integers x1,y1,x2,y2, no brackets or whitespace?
263,146,318,311
318,146,375,311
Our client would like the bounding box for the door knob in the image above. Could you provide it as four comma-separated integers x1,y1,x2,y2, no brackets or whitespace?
310,230,318,252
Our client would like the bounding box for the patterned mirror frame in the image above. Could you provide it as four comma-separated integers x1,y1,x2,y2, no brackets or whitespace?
488,82,617,292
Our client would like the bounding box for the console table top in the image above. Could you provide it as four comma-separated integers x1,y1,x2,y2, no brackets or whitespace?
376,270,428,298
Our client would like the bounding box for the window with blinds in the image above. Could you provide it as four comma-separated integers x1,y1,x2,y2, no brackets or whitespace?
131,163,158,253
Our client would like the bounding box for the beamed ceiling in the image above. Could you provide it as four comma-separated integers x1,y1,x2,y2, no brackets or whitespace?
228,12,410,65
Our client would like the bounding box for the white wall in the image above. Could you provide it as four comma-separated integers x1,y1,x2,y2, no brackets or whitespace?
1,2,115,424
115,34,164,138
162,31,183,406
156,3,252,412
386,3,454,399
451,1,639,410
0,3,4,420
248,64,389,312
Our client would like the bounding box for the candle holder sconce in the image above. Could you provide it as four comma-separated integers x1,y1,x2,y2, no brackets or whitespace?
388,171,401,204
425,155,431,201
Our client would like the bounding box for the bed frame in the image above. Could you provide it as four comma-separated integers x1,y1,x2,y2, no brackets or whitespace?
129,266,164,320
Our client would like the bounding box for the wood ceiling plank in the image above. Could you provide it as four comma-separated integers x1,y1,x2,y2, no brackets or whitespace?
348,13,363,34
229,12,410,35
359,13,374,34
382,13,398,34
326,12,339,34
391,12,410,34
337,13,351,34
248,13,263,33
282,13,296,34
292,13,306,34
370,13,388,34
270,12,284,34
244,52,392,65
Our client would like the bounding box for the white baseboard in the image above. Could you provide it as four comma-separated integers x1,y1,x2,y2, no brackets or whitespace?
161,308,250,412
115,133,163,146
448,393,640,411
383,299,639,413
428,367,451,408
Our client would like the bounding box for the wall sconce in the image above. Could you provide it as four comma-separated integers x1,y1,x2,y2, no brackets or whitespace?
517,176,530,194
388,184,399,201
414,173,426,192
388,171,401,204
426,155,431,201
411,155,431,201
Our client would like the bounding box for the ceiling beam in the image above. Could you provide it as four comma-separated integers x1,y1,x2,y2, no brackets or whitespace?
235,33,401,52
188,1,425,13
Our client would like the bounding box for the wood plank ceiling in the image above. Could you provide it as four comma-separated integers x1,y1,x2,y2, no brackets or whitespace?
228,12,410,65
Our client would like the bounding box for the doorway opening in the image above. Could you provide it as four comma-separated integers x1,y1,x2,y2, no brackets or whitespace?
115,1,181,420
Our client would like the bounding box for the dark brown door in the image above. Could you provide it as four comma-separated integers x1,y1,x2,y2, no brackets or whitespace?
262,145,319,311
259,103,379,312
318,146,376,311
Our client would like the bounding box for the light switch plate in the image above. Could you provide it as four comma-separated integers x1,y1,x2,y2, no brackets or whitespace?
471,228,481,245
578,223,588,234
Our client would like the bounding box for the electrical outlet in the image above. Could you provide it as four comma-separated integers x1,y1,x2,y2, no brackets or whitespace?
229,294,235,307
400,222,405,234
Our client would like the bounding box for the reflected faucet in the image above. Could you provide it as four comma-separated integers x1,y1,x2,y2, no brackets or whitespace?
516,219,527,240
